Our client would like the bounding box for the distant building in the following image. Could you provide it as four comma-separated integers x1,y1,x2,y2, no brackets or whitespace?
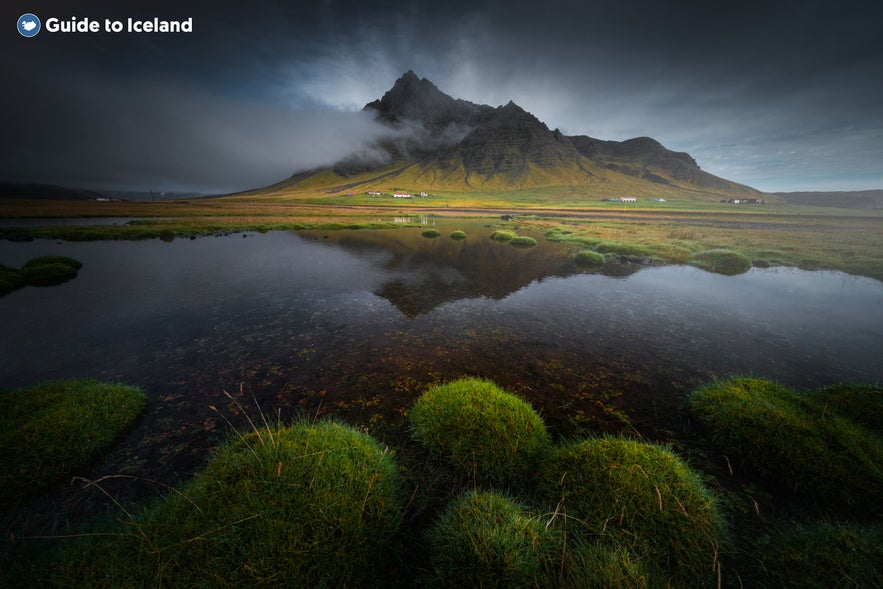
621,196,637,203
393,193,412,198
651,197,666,202
727,198,765,204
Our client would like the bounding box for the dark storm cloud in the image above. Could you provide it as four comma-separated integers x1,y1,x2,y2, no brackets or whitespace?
3,0,882,192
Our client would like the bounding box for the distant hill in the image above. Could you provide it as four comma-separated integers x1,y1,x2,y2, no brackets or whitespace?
0,183,206,202
250,71,762,201
0,183,106,200
774,190,883,210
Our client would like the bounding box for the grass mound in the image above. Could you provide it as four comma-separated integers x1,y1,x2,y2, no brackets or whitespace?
807,383,883,431
746,521,883,588
489,229,516,242
509,235,538,248
690,248,751,275
689,377,883,506
409,377,551,485
0,255,83,295
424,490,556,588
449,230,468,240
421,228,442,238
538,436,725,587
574,250,605,266
59,420,403,587
0,380,146,511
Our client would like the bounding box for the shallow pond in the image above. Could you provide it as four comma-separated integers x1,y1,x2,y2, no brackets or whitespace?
1,221,882,502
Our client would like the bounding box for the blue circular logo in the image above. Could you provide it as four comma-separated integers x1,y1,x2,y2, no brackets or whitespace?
18,13,41,38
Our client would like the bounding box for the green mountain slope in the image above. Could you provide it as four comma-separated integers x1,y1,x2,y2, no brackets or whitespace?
251,72,762,201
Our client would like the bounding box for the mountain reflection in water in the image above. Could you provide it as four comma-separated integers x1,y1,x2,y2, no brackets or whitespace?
1,223,881,503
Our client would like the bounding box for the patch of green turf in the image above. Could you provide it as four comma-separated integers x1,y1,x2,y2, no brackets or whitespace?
538,436,726,587
746,521,883,588
449,230,468,240
574,250,605,266
55,420,403,587
489,229,516,242
0,380,146,511
422,228,442,238
409,377,552,486
508,235,538,248
690,248,752,275
688,378,883,507
0,256,83,296
424,490,557,588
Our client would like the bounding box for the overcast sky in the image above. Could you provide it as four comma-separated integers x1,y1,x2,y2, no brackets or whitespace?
2,0,881,193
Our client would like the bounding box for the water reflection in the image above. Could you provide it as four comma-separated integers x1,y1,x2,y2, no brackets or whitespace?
2,226,882,509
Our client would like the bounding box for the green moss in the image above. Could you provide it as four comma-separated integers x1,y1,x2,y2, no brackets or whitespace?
509,235,538,248
0,380,146,511
560,542,651,589
806,383,883,431
689,377,883,506
690,248,752,275
422,228,442,238
57,420,402,587
0,255,83,295
574,250,605,266
21,256,83,271
449,230,468,240
409,377,552,486
0,264,25,295
746,521,883,588
595,241,654,257
490,229,516,242
424,491,557,588
538,436,726,587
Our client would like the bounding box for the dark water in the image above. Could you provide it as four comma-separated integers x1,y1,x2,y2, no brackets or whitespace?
2,222,882,495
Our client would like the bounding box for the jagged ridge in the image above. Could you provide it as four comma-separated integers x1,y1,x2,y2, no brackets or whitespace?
268,72,760,198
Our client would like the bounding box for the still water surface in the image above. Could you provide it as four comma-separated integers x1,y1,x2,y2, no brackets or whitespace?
1,224,881,486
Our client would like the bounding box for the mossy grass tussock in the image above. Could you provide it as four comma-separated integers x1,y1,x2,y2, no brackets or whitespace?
538,436,727,587
689,248,752,275
53,419,403,587
489,229,517,242
409,377,552,486
688,377,883,507
424,490,558,588
421,228,442,238
0,255,83,296
449,229,468,240
573,249,606,266
508,235,538,248
743,520,883,588
0,379,145,511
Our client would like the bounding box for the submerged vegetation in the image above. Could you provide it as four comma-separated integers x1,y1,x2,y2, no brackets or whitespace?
0,255,83,296
0,380,145,511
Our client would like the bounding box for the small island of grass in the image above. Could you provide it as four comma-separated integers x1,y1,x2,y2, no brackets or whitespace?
0,255,83,296
0,379,146,511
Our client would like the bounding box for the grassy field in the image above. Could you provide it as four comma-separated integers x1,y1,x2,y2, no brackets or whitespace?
2,195,881,280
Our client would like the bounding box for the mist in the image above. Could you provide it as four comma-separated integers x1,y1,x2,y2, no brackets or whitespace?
0,69,404,194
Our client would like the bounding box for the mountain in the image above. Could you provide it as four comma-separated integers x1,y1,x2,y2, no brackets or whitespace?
256,71,761,199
